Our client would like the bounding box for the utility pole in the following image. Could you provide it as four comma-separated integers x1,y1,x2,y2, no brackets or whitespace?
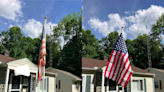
48,16,53,67
146,25,152,68
141,16,152,68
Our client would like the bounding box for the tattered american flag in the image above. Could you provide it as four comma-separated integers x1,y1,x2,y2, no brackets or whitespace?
104,33,132,87
37,21,46,86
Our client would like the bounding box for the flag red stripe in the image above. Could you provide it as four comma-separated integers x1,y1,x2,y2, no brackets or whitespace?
104,50,114,77
115,54,125,82
124,72,132,87
119,63,131,85
41,41,45,45
116,55,129,83
40,46,46,51
108,51,118,78
117,56,129,83
111,51,122,80
39,52,46,58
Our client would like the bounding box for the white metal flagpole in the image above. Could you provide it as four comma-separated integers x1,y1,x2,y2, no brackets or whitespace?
121,27,123,34
42,16,47,92
121,26,125,92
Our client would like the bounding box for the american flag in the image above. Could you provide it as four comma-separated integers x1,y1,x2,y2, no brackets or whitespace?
104,33,132,87
37,19,47,86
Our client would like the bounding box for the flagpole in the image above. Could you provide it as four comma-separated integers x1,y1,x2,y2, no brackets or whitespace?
121,27,123,34
42,16,47,92
121,26,125,92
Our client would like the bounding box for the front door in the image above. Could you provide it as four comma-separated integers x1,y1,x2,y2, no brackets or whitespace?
106,79,118,92
9,74,22,92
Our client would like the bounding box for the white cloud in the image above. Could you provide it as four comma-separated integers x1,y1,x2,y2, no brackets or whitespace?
0,0,24,21
88,13,126,37
9,24,14,28
22,19,57,39
88,5,164,40
82,25,85,30
125,5,164,39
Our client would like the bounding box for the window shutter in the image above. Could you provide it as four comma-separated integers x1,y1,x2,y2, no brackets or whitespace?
85,75,91,92
160,80,162,89
47,78,49,92
144,79,147,92
59,80,60,89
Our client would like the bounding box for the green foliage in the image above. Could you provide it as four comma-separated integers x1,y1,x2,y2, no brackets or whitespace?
82,29,109,60
99,31,119,55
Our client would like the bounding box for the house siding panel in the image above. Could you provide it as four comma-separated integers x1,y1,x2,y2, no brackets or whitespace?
48,76,55,92
48,69,73,92
145,68,164,92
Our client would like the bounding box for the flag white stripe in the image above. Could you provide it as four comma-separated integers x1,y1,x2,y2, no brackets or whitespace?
105,51,116,77
109,51,121,79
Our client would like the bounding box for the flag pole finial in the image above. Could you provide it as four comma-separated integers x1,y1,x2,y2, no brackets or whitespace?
45,16,47,19
121,26,124,33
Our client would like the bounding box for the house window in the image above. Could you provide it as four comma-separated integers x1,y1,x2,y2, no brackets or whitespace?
37,78,47,91
155,81,159,89
132,79,144,91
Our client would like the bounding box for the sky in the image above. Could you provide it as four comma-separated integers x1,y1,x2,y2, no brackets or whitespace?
0,0,82,39
83,0,164,40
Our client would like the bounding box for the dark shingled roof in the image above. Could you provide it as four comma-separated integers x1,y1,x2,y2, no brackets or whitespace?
82,57,152,74
0,54,17,62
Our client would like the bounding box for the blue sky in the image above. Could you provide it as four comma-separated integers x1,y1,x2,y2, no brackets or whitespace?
0,0,82,39
83,0,164,40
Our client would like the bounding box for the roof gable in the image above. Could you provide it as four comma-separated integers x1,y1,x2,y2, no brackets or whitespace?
48,67,81,81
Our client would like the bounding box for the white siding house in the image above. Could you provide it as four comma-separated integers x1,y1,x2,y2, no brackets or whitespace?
47,67,82,92
145,68,164,92
82,57,155,92
0,54,57,92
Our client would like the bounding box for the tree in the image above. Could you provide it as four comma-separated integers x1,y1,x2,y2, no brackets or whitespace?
0,26,27,59
82,29,108,60
99,31,119,55
51,10,82,77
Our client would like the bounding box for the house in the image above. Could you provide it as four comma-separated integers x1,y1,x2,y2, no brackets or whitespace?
82,57,155,92
0,52,57,92
145,68,164,92
47,67,82,92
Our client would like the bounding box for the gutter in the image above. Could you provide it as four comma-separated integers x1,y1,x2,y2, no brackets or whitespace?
45,72,58,76
133,72,155,77
82,67,97,70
